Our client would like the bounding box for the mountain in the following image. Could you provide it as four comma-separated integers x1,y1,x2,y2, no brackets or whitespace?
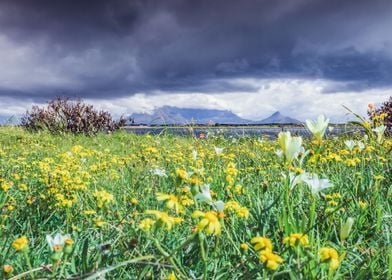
256,111,302,124
129,106,301,125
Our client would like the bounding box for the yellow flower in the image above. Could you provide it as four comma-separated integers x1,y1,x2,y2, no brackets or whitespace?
145,210,182,230
259,250,283,270
236,207,250,219
138,218,156,232
319,247,340,271
283,233,309,247
240,243,249,252
3,264,13,274
192,210,221,235
12,236,28,252
359,200,367,209
165,272,176,280
93,190,114,208
251,236,273,252
156,193,182,213
175,169,188,180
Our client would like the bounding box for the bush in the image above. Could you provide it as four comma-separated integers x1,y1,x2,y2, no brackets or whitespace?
368,96,392,136
21,97,126,135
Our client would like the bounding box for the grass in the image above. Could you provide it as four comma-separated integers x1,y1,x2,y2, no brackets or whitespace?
0,124,391,279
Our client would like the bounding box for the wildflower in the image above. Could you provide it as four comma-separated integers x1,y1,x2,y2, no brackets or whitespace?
46,233,70,251
303,174,333,194
236,207,250,219
131,197,138,205
151,168,167,177
175,169,189,180
194,184,212,203
344,140,356,151
192,210,221,235
12,236,28,252
306,115,329,142
240,243,249,252
145,210,182,230
359,200,367,209
277,132,303,163
372,125,386,143
3,265,13,274
259,250,283,270
166,271,176,280
156,193,182,213
93,190,114,208
319,247,340,271
340,217,354,242
138,218,156,232
214,147,224,155
283,233,309,247
251,236,273,252
63,238,74,255
212,200,225,212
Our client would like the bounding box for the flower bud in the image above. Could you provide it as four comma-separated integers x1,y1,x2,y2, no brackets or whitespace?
3,264,13,274
340,217,354,242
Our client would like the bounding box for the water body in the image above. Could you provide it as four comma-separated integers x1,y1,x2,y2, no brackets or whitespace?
124,126,363,139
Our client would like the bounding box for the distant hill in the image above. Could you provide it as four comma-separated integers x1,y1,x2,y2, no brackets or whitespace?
255,111,302,124
129,106,301,125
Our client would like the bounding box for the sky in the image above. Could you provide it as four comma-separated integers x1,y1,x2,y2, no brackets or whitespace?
0,0,391,122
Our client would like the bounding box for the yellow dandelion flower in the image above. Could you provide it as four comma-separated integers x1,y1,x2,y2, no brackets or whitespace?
12,236,28,252
156,193,182,213
283,233,309,247
145,210,182,230
319,247,340,271
259,250,283,270
138,218,156,232
192,210,221,235
251,236,273,252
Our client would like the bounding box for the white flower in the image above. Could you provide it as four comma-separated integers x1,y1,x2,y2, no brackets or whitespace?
194,184,212,202
46,233,70,251
214,147,224,155
328,126,334,133
285,172,309,189
277,132,303,162
344,140,356,151
306,115,329,141
356,141,365,151
192,150,198,161
303,174,333,194
372,125,386,143
213,200,225,211
151,168,167,177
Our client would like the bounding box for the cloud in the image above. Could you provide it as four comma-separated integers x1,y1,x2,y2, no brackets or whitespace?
0,0,391,102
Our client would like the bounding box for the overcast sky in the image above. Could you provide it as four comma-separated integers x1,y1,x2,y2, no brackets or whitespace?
0,0,391,122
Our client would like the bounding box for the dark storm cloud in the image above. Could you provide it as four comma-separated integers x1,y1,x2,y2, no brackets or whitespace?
0,0,391,100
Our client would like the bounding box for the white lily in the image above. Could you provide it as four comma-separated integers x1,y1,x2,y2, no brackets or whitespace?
214,147,224,155
277,131,303,163
344,140,356,151
46,233,70,251
192,150,198,161
151,168,167,177
288,172,309,189
356,141,365,151
303,174,333,194
306,115,329,141
372,125,386,143
213,200,225,212
194,184,212,202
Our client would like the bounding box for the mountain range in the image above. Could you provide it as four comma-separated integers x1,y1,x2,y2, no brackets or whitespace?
129,106,301,125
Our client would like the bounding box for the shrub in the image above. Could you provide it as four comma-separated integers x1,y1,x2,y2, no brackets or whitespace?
368,96,392,136
21,97,126,135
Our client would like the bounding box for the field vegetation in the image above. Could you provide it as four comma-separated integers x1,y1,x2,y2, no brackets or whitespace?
0,112,391,279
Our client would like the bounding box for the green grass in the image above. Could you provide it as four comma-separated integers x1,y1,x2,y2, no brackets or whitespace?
0,126,390,279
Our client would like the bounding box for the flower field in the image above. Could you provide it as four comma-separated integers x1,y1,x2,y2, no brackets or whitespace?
0,117,391,279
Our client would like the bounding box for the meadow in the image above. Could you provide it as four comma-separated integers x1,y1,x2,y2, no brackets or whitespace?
0,116,391,279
